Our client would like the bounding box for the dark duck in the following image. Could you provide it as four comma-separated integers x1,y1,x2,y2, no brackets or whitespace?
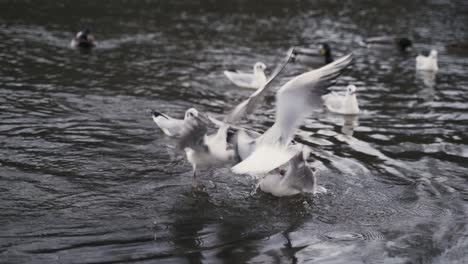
361,36,413,52
70,29,97,48
292,43,334,65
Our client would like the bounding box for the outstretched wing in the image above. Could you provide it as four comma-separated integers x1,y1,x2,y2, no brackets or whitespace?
260,53,353,146
231,144,299,176
223,47,296,124
176,115,209,152
232,54,353,175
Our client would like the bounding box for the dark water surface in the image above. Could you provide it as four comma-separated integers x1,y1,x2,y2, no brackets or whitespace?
1,1,468,263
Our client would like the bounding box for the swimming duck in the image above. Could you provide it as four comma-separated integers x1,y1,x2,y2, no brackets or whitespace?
322,84,360,115
416,49,438,72
70,29,97,48
224,62,267,89
293,43,334,65
362,36,413,52
319,43,334,64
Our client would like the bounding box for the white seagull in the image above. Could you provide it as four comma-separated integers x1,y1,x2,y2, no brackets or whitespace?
151,49,297,188
416,49,438,72
232,53,354,175
322,84,360,115
224,62,268,89
152,108,199,137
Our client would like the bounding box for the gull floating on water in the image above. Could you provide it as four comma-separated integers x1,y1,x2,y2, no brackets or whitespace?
224,62,268,89
232,53,354,176
322,84,360,115
70,29,97,48
416,49,438,72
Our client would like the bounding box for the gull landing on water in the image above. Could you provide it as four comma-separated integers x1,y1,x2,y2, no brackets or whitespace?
416,49,438,72
151,48,297,189
224,62,267,89
232,53,354,176
322,84,360,115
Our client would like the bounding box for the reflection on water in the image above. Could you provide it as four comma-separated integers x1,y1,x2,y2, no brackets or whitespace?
416,70,437,89
416,70,437,106
1,0,468,263
342,114,359,136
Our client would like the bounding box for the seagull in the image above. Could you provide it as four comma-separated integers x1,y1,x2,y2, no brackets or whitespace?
151,107,237,188
258,149,327,197
322,84,360,115
152,108,199,137
232,53,354,175
361,36,412,52
70,29,97,48
416,49,438,72
224,62,268,89
151,48,297,188
178,115,239,188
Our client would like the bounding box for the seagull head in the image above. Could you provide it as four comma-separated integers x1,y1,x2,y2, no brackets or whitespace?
184,108,199,120
254,62,267,72
347,84,357,95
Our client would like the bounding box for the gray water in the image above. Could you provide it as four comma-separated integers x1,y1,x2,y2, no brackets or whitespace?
1,1,468,263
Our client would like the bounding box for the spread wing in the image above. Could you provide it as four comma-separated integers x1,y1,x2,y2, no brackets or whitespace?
223,47,296,124
232,54,353,175
260,53,353,146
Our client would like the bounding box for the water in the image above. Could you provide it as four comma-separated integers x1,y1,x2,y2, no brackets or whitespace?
1,1,467,263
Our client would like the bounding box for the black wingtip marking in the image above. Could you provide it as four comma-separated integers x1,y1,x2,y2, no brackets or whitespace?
152,110,169,119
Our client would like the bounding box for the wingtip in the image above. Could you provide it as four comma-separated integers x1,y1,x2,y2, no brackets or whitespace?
225,69,238,74
341,53,354,62
151,110,169,119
